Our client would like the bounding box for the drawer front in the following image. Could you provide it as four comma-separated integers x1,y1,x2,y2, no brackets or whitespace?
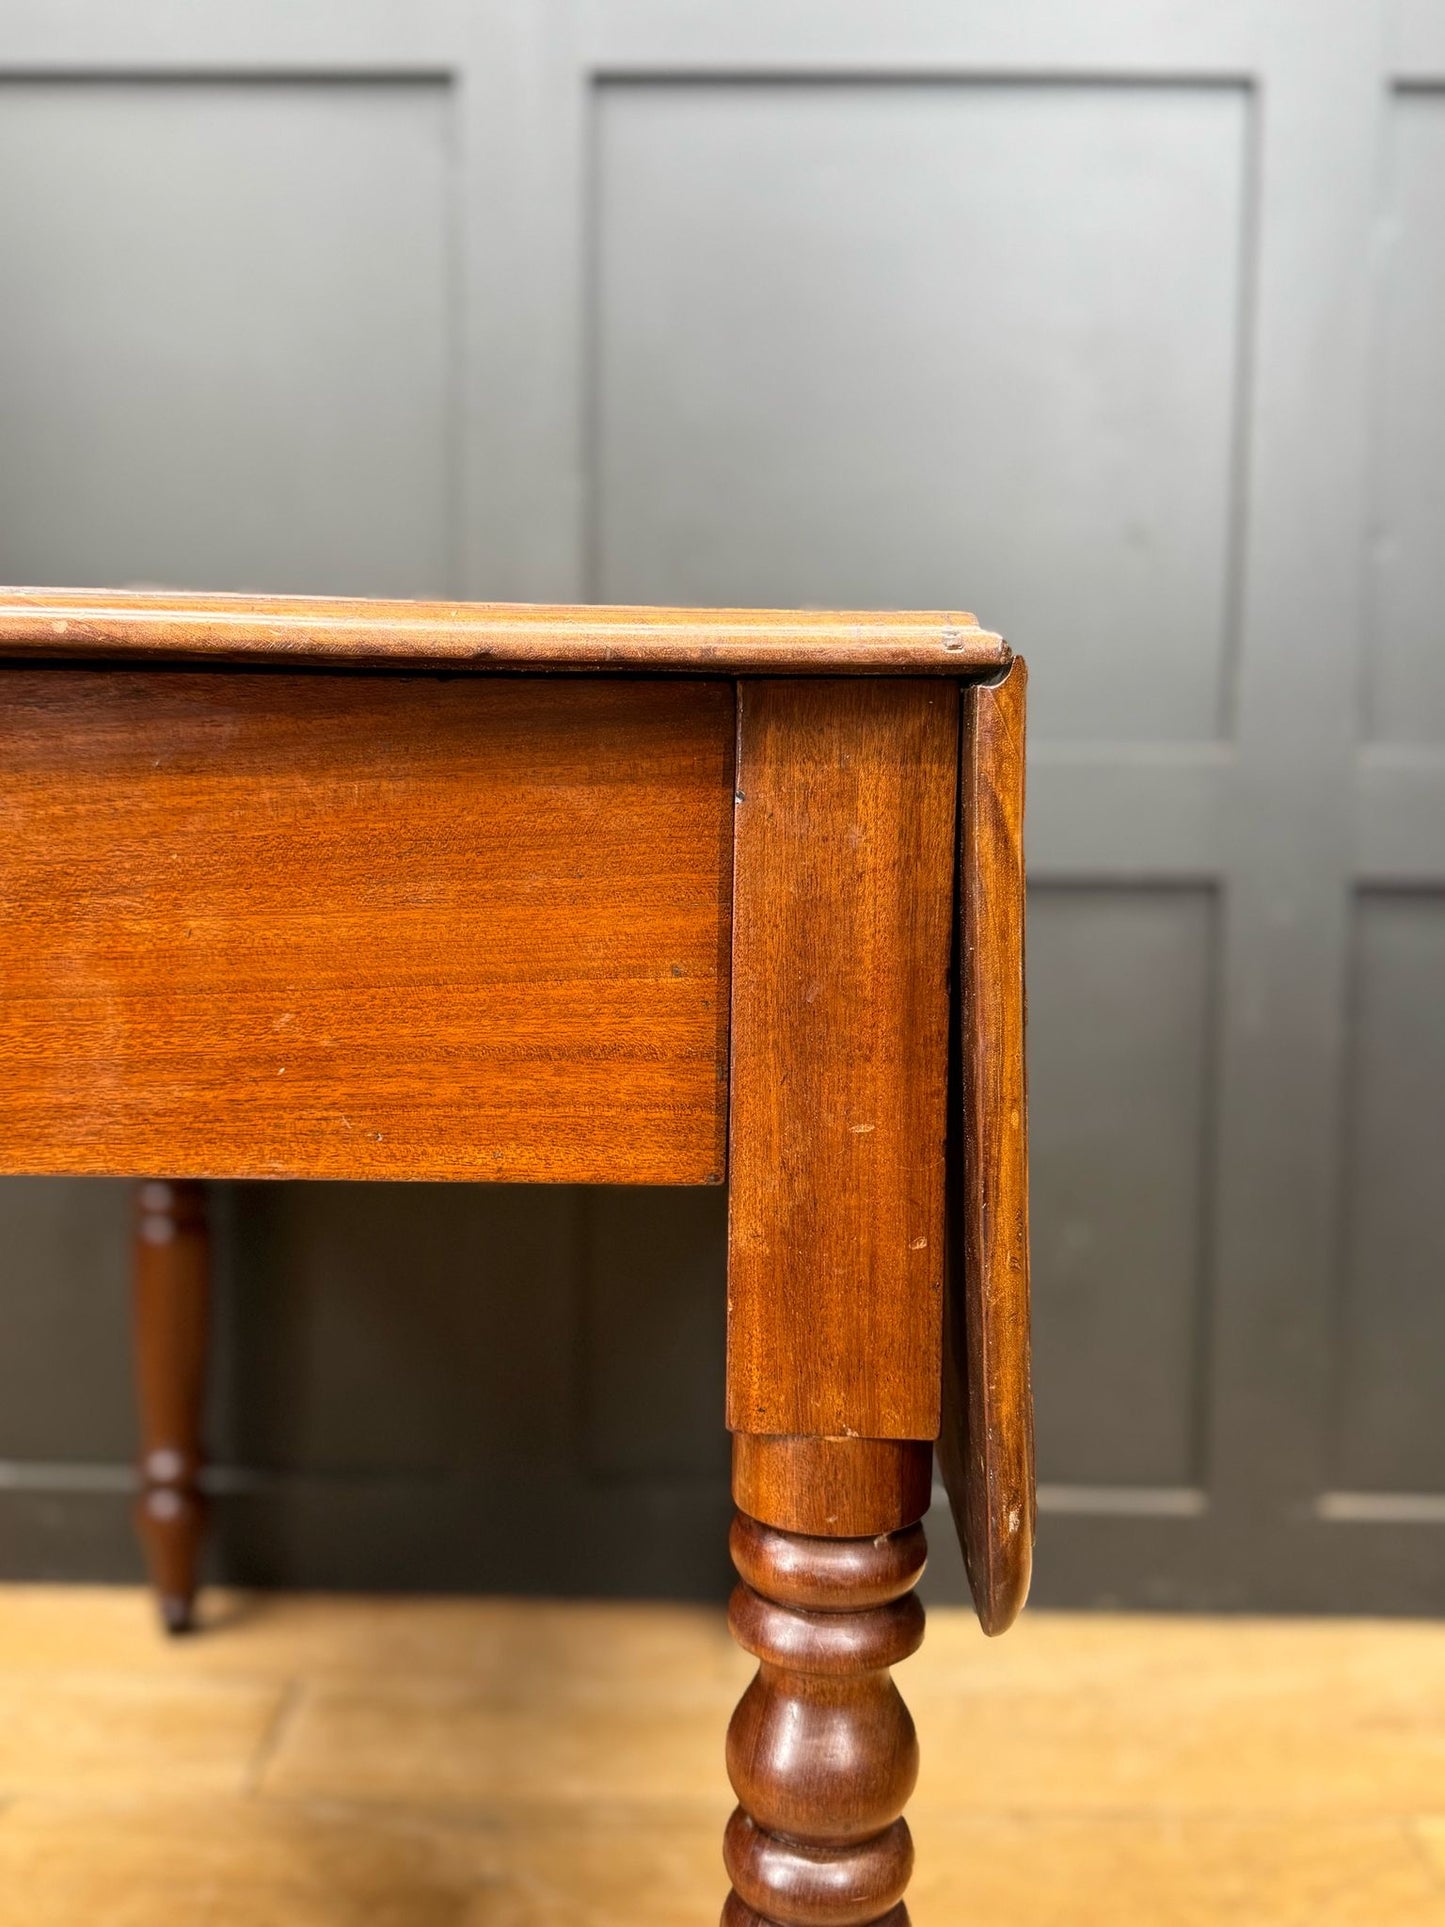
0,671,733,1182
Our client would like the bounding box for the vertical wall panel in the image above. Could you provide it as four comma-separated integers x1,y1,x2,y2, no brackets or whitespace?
1366,88,1445,743
0,80,455,597
593,79,1248,741
580,1189,728,1480
1333,894,1445,1491
1028,889,1216,1489
0,1180,132,1463
0,72,470,1584
3,7,1443,1612
215,1185,581,1479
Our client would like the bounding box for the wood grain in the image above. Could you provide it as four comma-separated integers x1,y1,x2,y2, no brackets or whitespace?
724,1511,926,1926
132,1180,210,1636
732,1436,934,1540
0,671,733,1182
726,680,958,1440
0,588,1009,677
5,1591,1445,1926
939,659,1035,1636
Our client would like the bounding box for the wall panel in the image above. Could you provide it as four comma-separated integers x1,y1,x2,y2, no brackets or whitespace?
1366,88,1445,744
1333,893,1445,1493
1,2,1442,1612
593,78,1249,741
1029,888,1216,1491
580,1188,728,1480
0,79,455,598
0,1180,132,1464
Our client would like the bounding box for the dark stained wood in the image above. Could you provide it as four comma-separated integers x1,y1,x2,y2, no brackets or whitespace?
730,1511,927,1614
732,1435,933,1540
723,1811,912,1927
723,1902,907,1927
723,1503,926,1927
0,606,1031,1920
726,680,958,1440
0,588,1010,678
132,1179,209,1635
0,671,733,1182
939,659,1036,1637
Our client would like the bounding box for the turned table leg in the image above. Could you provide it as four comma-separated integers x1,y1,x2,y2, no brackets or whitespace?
723,682,961,1921
132,1179,210,1634
723,1437,931,1927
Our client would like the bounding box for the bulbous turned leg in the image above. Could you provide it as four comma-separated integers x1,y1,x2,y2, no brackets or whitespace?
132,1180,210,1635
722,1498,928,1927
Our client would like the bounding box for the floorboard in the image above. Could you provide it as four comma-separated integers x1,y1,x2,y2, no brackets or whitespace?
0,1588,1442,1924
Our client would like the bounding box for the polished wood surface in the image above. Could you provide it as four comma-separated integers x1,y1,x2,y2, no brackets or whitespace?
724,1511,927,1927
726,680,958,1440
732,1436,934,1540
0,588,1009,677
939,661,1036,1636
723,1882,907,1927
132,1180,210,1636
0,609,1034,1918
0,671,733,1181
2,1588,1440,1925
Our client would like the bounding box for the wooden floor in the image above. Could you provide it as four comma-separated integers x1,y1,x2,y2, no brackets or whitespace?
1,1588,1444,1924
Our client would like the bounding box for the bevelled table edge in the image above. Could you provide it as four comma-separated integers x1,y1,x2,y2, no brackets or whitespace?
0,587,1010,676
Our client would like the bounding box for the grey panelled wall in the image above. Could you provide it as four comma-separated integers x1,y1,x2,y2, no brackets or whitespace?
0,0,1442,1613
594,78,1247,742
0,79,455,599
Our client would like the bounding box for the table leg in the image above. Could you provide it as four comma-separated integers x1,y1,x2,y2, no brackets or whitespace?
132,1179,210,1634
722,1436,931,1927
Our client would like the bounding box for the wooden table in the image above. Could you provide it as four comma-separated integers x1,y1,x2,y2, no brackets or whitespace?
0,587,1034,1927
